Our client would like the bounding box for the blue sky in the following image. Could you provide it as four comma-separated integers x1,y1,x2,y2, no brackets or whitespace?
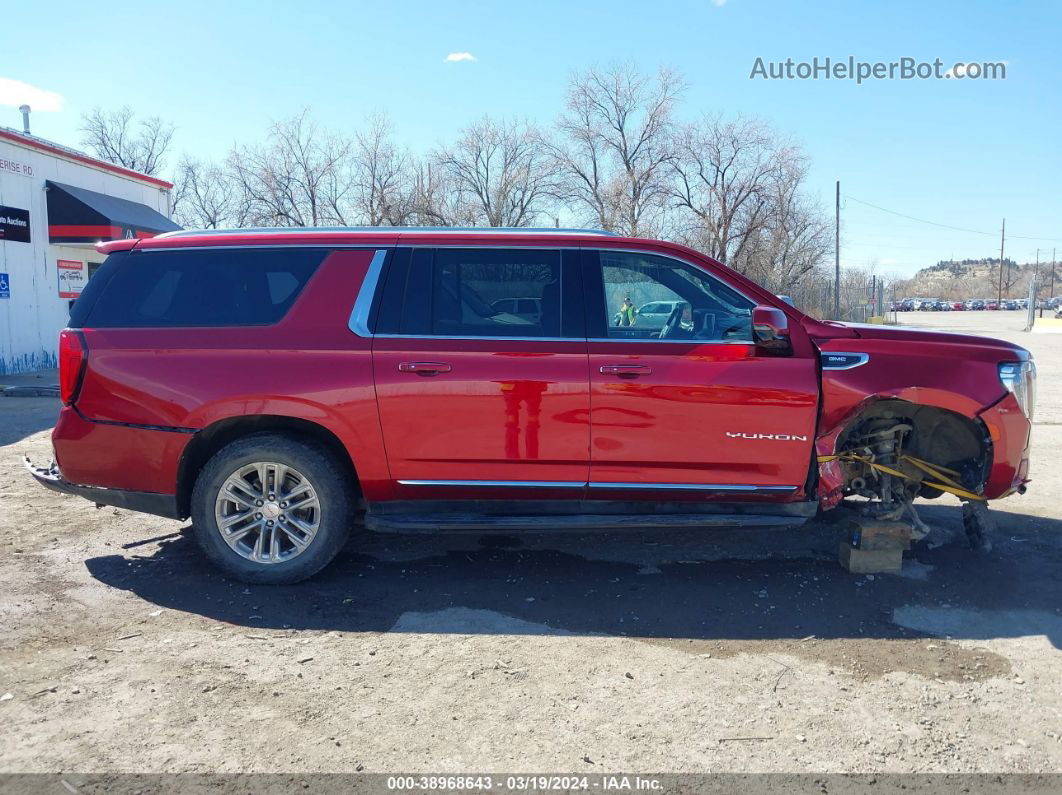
2,0,1059,276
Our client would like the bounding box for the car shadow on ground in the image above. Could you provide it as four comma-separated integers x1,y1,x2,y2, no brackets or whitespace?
84,503,1062,647
0,396,59,447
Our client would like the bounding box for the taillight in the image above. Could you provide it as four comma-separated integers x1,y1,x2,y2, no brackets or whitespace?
58,330,87,405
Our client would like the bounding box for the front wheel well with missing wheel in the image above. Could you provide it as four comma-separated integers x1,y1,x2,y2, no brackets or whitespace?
834,399,991,501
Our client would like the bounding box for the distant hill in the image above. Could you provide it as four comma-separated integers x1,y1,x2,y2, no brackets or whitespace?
894,258,1048,300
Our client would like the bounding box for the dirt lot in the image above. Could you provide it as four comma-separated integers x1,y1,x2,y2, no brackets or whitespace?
1,310,1060,775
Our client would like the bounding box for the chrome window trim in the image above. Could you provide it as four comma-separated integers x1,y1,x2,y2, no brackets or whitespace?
397,480,586,489
376,334,586,343
369,331,751,343
133,242,778,345
587,337,752,346
348,249,389,337
820,352,870,370
587,483,798,492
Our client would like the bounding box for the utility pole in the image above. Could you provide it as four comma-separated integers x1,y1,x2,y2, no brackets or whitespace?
834,181,840,319
996,218,1006,305
1050,247,1057,314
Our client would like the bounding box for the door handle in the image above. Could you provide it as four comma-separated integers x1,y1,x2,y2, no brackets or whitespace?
398,361,452,375
600,364,652,377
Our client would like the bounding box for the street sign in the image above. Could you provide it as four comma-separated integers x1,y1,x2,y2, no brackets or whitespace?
0,271,9,298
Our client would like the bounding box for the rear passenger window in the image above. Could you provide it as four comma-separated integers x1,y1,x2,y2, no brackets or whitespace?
430,249,561,338
84,248,324,327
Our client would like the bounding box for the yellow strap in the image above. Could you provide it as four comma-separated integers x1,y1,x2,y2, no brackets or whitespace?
816,452,986,501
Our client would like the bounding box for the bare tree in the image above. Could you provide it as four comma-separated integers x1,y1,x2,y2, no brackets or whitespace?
228,110,353,227
742,158,832,293
79,107,174,176
669,116,782,265
434,117,553,227
408,160,479,226
172,156,247,229
351,114,414,225
553,63,683,236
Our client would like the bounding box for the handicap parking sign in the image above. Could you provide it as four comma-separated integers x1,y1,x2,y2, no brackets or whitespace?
0,272,9,298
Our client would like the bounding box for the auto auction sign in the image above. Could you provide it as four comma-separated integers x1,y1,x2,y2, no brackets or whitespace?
0,205,31,243
57,259,86,299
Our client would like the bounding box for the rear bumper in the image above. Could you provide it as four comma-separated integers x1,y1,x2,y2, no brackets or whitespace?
978,392,1032,500
24,456,182,520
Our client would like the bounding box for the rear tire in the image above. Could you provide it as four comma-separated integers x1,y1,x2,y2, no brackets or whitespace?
190,433,353,584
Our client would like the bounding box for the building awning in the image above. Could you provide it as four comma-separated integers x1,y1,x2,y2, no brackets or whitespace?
46,180,181,244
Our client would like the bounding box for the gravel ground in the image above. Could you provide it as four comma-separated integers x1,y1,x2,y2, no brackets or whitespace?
0,310,1059,775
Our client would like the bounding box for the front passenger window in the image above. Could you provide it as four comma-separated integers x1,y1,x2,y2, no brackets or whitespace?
599,251,754,342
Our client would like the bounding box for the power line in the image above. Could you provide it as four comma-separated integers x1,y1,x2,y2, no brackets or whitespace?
843,194,1062,242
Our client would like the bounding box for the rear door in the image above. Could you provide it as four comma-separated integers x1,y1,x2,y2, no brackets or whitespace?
584,248,819,499
371,247,590,499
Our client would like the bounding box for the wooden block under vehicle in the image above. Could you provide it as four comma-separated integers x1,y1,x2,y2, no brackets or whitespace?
844,519,913,551
838,541,904,573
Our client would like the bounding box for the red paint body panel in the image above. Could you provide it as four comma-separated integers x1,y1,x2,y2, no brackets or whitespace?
60,249,392,500
816,336,1013,431
587,341,818,496
372,338,591,498
812,324,1033,500
52,406,187,493
43,229,1031,515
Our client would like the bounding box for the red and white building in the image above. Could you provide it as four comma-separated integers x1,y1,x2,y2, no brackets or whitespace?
0,125,179,374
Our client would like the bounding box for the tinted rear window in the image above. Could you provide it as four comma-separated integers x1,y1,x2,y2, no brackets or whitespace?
83,248,325,328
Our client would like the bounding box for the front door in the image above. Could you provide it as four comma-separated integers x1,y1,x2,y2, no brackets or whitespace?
372,247,590,500
585,249,819,499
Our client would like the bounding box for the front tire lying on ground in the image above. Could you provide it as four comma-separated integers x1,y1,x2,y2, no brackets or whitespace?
190,433,352,584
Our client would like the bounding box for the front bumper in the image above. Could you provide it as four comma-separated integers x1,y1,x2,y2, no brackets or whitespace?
24,456,183,520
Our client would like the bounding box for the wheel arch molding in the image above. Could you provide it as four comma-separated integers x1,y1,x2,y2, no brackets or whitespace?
175,414,363,519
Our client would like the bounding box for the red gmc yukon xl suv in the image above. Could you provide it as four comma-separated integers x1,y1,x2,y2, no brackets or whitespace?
26,228,1034,583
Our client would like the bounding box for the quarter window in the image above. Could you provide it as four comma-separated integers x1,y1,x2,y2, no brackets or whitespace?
599,251,754,342
83,248,324,328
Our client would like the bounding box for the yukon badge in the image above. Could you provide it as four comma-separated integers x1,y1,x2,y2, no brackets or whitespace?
726,432,809,441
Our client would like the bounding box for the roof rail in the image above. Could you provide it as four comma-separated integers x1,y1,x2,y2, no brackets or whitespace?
157,226,620,239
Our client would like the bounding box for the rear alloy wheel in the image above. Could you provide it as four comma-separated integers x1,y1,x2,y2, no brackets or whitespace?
191,434,352,583
214,462,321,564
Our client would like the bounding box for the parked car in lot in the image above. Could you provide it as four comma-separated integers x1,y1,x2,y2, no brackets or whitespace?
969,299,985,310
490,296,542,323
1003,299,1019,311
26,227,1035,583
632,300,685,330
951,301,965,311
986,300,999,310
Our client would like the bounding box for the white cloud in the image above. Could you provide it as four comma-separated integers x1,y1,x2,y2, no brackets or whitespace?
445,52,477,63
0,77,64,112
711,0,727,6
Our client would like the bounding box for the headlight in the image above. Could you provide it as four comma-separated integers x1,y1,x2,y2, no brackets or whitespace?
998,360,1036,419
